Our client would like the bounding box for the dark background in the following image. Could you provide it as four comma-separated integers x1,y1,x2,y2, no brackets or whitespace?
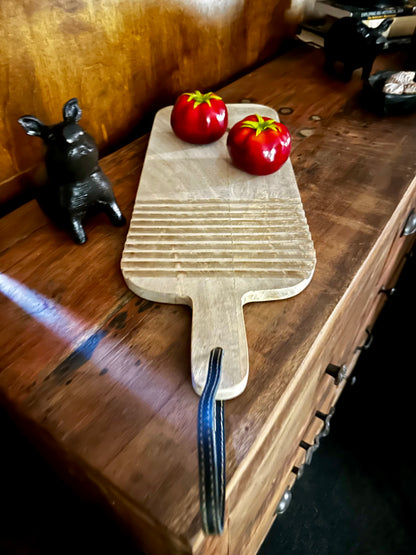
1,249,415,555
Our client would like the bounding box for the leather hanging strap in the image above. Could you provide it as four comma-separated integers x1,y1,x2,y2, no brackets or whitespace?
197,347,226,535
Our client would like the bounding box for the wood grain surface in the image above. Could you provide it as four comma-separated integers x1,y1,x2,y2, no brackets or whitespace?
0,0,302,211
1,43,416,554
121,104,315,399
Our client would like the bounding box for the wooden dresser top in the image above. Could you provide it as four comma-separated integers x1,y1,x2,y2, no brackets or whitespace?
1,43,415,552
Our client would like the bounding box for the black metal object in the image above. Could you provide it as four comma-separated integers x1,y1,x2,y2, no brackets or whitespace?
325,363,348,386
298,409,336,470
300,439,321,465
18,98,125,244
315,407,336,438
402,209,416,236
379,286,396,297
355,327,374,352
324,17,393,82
292,464,305,480
275,488,292,515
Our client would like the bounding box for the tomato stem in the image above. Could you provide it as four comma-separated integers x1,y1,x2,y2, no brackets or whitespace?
240,114,279,136
185,90,222,109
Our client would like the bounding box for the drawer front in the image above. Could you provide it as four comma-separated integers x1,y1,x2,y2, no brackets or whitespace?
312,178,416,394
378,206,416,293
290,183,416,475
274,186,416,543
228,363,323,555
356,191,416,346
225,182,416,555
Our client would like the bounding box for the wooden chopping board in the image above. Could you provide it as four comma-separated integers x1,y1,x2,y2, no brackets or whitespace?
121,104,316,400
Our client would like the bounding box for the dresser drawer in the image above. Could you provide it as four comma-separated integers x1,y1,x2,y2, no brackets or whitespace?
208,183,416,555
274,190,416,535
312,179,416,393
379,206,416,288
355,192,416,343
244,183,416,552
228,363,323,554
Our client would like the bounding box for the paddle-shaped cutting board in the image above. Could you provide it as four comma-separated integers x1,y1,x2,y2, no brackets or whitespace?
121,104,316,400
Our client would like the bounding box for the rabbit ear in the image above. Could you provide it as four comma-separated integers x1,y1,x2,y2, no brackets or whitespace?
18,115,47,137
63,98,82,123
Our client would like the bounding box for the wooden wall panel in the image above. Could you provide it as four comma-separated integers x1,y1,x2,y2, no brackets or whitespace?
0,0,305,211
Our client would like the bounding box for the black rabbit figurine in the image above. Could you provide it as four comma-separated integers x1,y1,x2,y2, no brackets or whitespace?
18,98,125,244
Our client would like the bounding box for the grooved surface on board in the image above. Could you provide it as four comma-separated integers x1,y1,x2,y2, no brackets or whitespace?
121,199,315,279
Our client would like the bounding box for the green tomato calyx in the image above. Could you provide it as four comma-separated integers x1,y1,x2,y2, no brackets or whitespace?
241,114,279,136
185,90,222,109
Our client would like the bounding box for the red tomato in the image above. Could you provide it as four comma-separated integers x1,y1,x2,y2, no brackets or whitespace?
170,90,228,144
227,114,291,175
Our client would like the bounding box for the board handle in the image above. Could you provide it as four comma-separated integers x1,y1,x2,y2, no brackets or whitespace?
191,283,249,400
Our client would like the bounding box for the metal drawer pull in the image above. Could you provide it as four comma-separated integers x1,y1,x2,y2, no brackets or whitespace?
300,439,320,465
315,407,335,438
349,374,357,386
298,409,336,469
292,464,305,479
325,363,347,385
355,327,373,352
379,286,396,297
276,488,292,515
402,208,416,236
